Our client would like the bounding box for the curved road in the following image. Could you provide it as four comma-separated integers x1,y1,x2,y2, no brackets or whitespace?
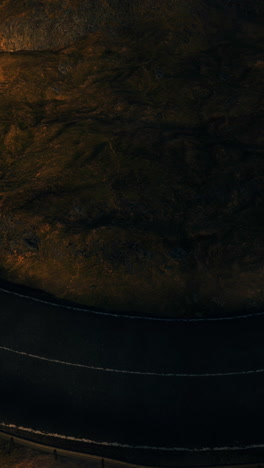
1,282,264,466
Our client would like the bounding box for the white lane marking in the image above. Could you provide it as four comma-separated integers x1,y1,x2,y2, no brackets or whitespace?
0,286,263,322
0,345,263,377
0,422,263,452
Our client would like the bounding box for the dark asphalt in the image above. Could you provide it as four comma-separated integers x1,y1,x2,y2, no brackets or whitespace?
1,284,264,465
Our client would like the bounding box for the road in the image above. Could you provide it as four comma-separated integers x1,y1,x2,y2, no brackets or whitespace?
0,281,264,466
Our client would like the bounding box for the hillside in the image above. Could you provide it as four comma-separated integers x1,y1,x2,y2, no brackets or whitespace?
0,0,263,317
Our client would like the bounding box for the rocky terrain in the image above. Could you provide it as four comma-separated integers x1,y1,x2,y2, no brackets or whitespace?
0,0,263,317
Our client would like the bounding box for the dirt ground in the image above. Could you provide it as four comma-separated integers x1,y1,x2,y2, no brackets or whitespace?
0,439,94,468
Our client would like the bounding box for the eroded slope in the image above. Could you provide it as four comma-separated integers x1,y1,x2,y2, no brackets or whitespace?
0,0,263,317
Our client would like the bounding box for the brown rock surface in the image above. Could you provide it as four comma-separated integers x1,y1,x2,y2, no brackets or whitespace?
0,0,263,317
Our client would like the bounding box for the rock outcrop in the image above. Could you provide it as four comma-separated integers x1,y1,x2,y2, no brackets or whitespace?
0,0,263,317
